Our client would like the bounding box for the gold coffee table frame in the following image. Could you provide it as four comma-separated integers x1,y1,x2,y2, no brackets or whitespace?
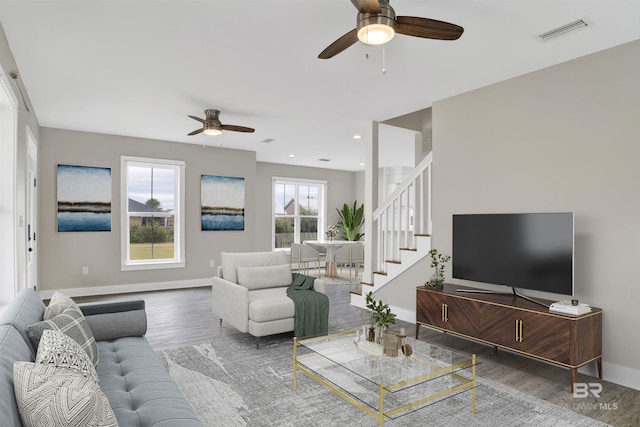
293,330,476,426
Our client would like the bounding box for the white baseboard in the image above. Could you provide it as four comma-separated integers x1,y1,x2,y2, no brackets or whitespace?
596,361,640,391
37,278,212,299
391,305,417,325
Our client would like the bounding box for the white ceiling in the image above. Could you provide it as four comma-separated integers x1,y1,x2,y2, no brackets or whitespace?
1,1,639,171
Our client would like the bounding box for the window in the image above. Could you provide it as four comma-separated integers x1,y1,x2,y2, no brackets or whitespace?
273,178,326,250
121,156,185,270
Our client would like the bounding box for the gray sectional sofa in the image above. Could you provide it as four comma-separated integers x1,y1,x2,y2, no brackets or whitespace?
0,288,203,427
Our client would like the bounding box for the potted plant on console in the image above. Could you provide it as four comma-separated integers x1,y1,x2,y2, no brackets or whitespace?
425,249,451,290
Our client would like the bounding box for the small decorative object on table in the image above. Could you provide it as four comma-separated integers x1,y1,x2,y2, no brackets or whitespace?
325,225,339,241
424,248,451,289
383,329,401,357
398,327,413,357
400,336,412,357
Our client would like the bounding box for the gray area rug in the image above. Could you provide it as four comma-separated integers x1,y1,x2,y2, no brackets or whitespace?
158,333,609,427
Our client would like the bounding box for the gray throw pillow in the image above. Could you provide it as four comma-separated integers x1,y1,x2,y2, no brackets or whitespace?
27,306,98,367
44,291,81,321
13,362,118,427
35,330,99,384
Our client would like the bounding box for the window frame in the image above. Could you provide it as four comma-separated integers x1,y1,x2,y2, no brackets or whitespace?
120,156,186,271
272,177,327,251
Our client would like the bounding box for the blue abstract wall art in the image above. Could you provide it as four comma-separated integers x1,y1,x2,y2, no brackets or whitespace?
57,164,112,232
201,175,245,231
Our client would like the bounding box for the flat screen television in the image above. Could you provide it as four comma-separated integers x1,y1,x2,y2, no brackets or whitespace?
452,213,574,300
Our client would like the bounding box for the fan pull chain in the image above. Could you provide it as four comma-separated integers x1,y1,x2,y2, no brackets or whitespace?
382,47,386,74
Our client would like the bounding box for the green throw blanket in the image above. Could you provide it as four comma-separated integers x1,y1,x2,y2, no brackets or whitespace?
286,273,329,339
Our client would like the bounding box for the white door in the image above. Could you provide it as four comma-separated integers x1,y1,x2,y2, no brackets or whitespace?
26,131,37,291
0,72,18,303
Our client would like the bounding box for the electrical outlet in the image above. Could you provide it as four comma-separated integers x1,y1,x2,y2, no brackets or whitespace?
82,266,89,275
209,260,215,268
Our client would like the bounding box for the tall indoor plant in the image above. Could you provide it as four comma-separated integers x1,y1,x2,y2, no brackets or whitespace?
336,201,364,241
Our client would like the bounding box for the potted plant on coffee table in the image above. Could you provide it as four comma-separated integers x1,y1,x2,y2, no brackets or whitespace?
365,292,397,343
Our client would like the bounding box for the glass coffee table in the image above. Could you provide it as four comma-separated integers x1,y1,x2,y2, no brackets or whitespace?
293,330,476,426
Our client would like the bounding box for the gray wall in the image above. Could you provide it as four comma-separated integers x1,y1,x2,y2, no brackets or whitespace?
39,128,257,292
432,40,640,388
38,128,361,295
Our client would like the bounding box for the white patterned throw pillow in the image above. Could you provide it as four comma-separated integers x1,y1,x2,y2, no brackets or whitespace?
35,329,99,383
13,362,118,427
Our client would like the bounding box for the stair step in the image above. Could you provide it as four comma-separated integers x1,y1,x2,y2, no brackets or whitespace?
385,259,401,264
349,290,362,296
360,281,374,287
373,271,388,276
400,247,417,251
415,233,431,237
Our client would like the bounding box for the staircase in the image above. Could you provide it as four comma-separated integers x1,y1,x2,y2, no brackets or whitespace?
350,153,433,322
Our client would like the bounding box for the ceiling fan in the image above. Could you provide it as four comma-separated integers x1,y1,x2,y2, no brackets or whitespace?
319,0,464,59
187,109,255,136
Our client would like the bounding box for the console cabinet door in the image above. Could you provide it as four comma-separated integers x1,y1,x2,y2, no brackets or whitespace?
518,313,571,364
480,305,522,348
416,290,448,329
444,296,481,338
482,305,571,363
417,291,481,337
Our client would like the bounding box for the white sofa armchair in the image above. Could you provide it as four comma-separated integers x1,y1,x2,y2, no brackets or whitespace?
212,251,326,347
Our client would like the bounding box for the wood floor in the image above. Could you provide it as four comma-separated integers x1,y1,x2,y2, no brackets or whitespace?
75,284,638,427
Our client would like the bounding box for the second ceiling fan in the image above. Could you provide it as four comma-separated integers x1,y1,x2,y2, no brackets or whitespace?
187,109,255,136
319,0,464,59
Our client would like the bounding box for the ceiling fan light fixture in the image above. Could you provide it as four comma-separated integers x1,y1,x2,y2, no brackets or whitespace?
356,3,396,46
357,23,395,45
203,122,222,136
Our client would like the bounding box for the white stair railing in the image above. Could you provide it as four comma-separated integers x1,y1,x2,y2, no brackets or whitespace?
372,153,432,272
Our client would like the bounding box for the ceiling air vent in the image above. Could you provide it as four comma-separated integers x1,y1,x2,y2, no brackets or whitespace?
537,19,590,42
318,158,331,162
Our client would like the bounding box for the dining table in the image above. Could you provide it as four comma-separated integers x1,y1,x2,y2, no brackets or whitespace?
303,239,363,278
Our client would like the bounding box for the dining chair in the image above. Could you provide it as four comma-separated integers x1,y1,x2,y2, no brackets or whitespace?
303,241,327,264
333,243,364,282
290,243,321,276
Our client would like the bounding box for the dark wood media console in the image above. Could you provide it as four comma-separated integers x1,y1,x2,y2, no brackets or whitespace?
416,284,602,386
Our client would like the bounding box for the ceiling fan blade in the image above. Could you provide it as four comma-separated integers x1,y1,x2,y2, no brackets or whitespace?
318,28,359,59
351,0,381,13
188,115,206,123
395,16,464,40
188,128,204,136
221,124,255,133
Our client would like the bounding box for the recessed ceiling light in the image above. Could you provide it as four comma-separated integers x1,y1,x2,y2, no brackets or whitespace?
261,138,275,143
318,158,331,162
288,154,295,158
353,134,362,140
360,163,365,166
